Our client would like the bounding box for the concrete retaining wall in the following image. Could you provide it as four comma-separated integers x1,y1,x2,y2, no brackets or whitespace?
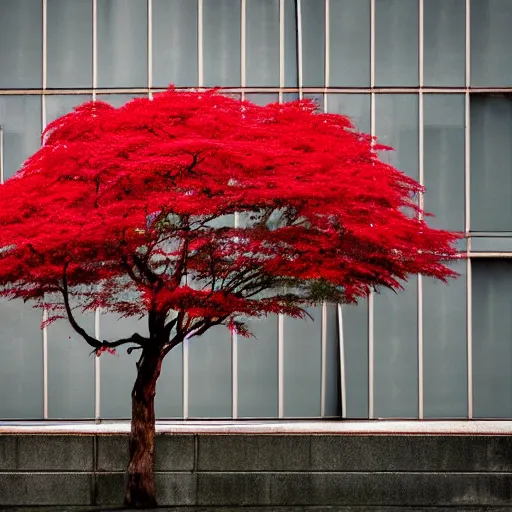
1,433,512,509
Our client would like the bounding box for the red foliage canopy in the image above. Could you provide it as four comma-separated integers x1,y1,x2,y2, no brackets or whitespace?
0,89,459,352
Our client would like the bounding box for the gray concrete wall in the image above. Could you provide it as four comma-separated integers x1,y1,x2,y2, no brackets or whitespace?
1,434,512,509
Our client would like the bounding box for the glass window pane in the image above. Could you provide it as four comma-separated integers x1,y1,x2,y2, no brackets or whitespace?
374,278,418,418
284,0,298,88
423,94,465,231
470,95,512,232
424,0,465,87
96,93,147,108
100,315,149,419
283,307,322,417
329,0,370,87
473,259,512,418
47,0,93,88
47,314,95,419
97,0,148,88
45,95,92,125
246,0,279,87
471,0,512,87
326,94,371,134
238,318,278,418
0,0,42,88
375,0,418,87
245,93,279,106
375,94,419,181
0,300,43,419
152,0,198,88
0,96,41,181
300,0,325,87
325,305,340,417
157,343,183,418
423,261,467,418
340,301,368,418
188,326,232,417
203,0,241,87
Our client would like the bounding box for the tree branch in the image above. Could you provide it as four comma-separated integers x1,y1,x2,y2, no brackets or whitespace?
62,263,148,353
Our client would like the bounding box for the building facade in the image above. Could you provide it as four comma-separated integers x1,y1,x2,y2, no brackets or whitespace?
0,0,511,421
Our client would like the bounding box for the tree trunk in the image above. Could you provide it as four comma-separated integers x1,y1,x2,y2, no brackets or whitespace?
125,349,163,508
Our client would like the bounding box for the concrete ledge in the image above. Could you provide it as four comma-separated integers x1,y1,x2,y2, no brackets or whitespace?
3,420,512,435
1,427,512,508
96,435,195,472
197,435,512,472
195,472,512,507
0,473,92,506
0,435,93,471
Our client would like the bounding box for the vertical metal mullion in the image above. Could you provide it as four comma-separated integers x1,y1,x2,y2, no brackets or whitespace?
198,0,204,88
92,0,100,421
338,305,347,418
417,0,424,420
147,0,152,97
320,0,329,418
465,0,472,419
320,304,327,417
92,0,98,100
42,0,49,420
241,0,246,100
278,314,284,418
279,0,285,103
324,0,329,111
231,330,238,419
370,0,375,89
95,308,101,421
368,0,376,420
297,0,303,99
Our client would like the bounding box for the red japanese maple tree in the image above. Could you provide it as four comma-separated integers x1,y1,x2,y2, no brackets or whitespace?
0,89,459,507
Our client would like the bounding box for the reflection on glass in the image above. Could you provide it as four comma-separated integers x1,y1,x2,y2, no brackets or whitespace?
341,301,368,418
47,0,93,88
470,95,512,232
0,300,43,419
45,95,92,125
0,0,42,88
423,0,465,86
100,314,149,419
300,0,325,87
246,0,279,87
188,325,232,417
329,0,370,87
284,0,298,87
423,261,467,418
97,0,148,88
0,96,41,181
473,260,512,418
238,317,278,417
471,0,512,86
283,307,322,417
152,0,198,88
375,94,419,180
375,0,418,86
326,94,371,134
203,0,241,87
47,314,95,419
423,94,465,231
374,278,418,418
